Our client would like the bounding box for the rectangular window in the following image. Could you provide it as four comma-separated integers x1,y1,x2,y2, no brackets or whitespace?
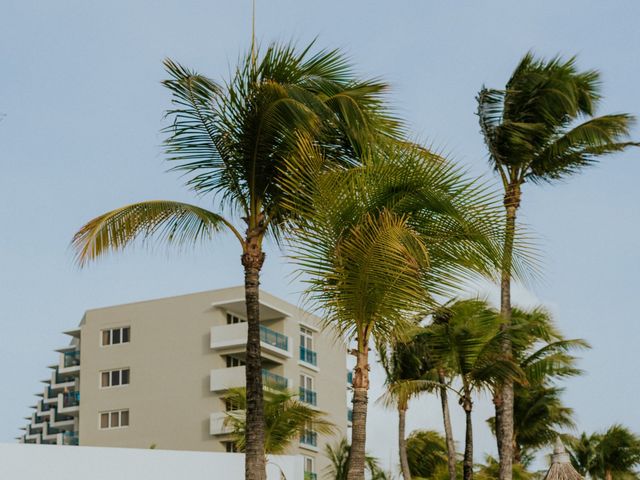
226,356,245,368
224,441,238,453
226,313,245,325
100,368,130,388
300,374,314,391
99,409,129,429
225,398,241,411
300,326,313,350
101,327,131,346
303,456,315,474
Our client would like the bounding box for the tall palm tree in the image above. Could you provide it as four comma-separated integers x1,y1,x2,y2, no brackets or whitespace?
426,299,522,480
406,430,449,479
324,438,390,480
222,387,333,454
71,42,394,480
569,426,640,480
477,52,638,480
284,138,504,480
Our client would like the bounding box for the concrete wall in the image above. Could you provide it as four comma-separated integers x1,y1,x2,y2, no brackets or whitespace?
0,443,303,479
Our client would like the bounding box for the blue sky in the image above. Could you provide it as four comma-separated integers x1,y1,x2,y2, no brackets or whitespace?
2,0,639,473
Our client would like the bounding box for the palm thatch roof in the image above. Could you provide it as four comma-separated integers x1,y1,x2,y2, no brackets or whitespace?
543,437,583,480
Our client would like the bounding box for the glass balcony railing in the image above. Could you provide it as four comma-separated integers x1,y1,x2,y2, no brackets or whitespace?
260,325,288,351
63,391,80,407
62,431,79,446
299,346,317,366
63,351,80,368
300,430,318,447
347,371,353,385
304,473,318,480
348,408,353,422
299,387,317,406
261,369,288,390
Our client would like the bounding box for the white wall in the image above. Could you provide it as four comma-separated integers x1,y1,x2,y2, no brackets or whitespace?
0,444,304,480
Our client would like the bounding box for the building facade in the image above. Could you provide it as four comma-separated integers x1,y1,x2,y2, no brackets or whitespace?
19,286,351,479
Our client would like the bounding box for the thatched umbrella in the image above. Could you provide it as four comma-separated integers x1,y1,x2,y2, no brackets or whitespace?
543,437,583,480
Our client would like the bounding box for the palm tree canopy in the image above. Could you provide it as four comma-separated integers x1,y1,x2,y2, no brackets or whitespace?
478,52,638,187
426,299,523,392
283,138,506,343
222,387,334,455
323,438,390,480
406,430,450,478
73,41,398,264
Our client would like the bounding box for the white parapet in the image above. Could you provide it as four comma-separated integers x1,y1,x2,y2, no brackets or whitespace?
0,443,304,480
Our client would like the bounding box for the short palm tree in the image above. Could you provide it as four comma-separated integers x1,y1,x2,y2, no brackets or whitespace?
71,42,394,480
324,438,390,480
569,425,640,480
406,430,449,479
477,53,639,480
222,387,333,454
284,139,504,480
425,299,522,480
378,337,427,480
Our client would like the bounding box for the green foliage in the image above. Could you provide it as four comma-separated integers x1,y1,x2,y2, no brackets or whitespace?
476,456,533,480
478,52,638,187
324,438,390,480
406,430,449,478
222,387,334,455
568,425,640,479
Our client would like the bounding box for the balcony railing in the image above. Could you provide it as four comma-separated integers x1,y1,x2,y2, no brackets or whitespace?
63,391,80,407
41,402,53,412
347,371,353,385
62,432,78,446
260,325,288,351
262,369,288,390
63,351,80,368
299,346,317,366
304,473,318,480
300,430,318,447
299,387,317,406
348,408,353,422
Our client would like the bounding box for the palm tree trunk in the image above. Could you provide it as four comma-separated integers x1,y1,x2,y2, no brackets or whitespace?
439,370,457,480
398,405,411,480
605,469,612,480
242,235,266,480
497,182,520,480
462,393,474,480
347,343,370,480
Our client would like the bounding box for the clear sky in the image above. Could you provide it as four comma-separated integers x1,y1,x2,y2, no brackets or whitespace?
2,0,639,474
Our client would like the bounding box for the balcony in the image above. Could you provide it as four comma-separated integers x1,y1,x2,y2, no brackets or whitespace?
299,346,317,367
347,371,353,385
62,432,78,446
210,367,289,392
299,387,317,406
209,412,234,436
210,323,291,361
300,430,318,447
63,351,80,368
58,391,80,415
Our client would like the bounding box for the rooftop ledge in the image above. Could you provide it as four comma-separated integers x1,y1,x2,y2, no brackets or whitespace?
210,298,291,321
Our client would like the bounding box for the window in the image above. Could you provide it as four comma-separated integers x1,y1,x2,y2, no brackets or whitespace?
101,327,130,346
303,456,315,476
224,441,238,453
224,398,242,412
226,313,245,325
99,409,129,429
100,368,130,388
300,326,313,351
299,374,316,405
226,356,245,368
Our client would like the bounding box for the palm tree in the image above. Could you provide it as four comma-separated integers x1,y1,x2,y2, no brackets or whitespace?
569,425,640,480
324,438,390,480
406,430,449,479
378,336,428,479
477,53,639,480
222,387,333,454
425,299,522,480
71,42,393,480
488,306,588,463
284,138,504,480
